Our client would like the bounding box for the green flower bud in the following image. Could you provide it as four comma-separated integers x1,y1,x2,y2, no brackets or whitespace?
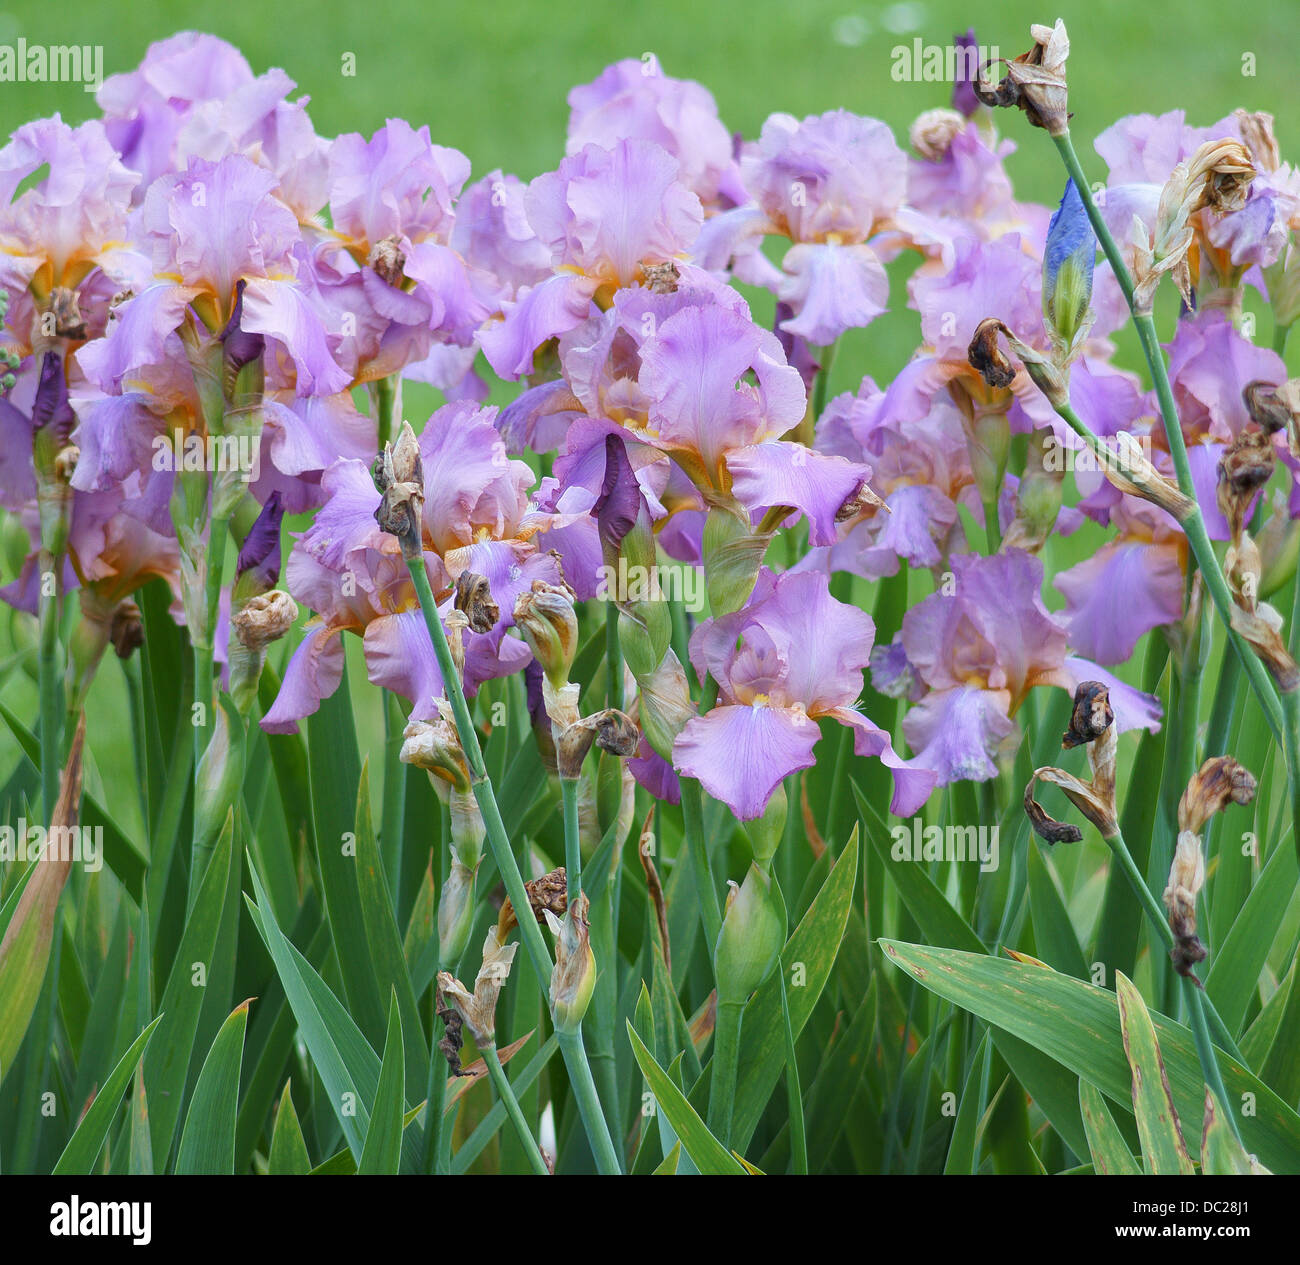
513,580,579,689
546,892,596,1034
744,781,787,872
194,694,244,863
438,854,477,966
713,863,787,1006
702,506,768,616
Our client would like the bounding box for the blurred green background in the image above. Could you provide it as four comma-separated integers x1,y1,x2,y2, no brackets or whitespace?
1,0,1297,851
3,0,1295,197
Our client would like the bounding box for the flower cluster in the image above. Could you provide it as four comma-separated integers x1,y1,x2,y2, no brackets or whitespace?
12,24,1300,836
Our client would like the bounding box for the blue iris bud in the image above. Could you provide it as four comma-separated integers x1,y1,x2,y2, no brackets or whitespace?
1043,178,1096,352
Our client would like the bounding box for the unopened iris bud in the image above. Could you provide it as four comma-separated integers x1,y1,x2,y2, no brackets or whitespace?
744,781,787,872
1043,180,1095,355
514,580,579,688
1003,428,1066,554
546,892,595,1034
438,854,477,965
713,863,787,1006
372,420,425,559
194,696,244,860
233,492,284,603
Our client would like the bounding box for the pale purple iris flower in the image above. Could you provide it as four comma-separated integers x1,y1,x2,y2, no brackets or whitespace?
673,567,935,820
479,139,703,379
877,551,1160,785
1054,496,1187,664
695,110,908,344
551,287,871,547
804,376,976,579
97,32,328,220
78,154,348,399
262,402,571,732
566,59,746,210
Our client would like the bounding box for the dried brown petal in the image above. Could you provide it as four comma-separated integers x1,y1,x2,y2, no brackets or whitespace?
1024,779,1084,844
1062,680,1113,749
372,421,425,558
1242,380,1290,435
974,20,1070,136
1230,602,1300,692
1234,109,1281,174
555,708,639,780
642,261,680,294
454,570,499,634
967,317,1017,389
48,286,87,340
109,600,144,660
1177,756,1257,835
909,108,965,161
367,234,407,288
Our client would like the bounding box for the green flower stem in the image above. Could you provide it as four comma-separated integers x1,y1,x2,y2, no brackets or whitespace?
1186,984,1245,1147
1052,130,1296,801
423,1006,449,1174
605,601,624,711
372,374,398,451
37,559,61,819
707,998,745,1149
555,1029,619,1171
561,776,582,907
482,1042,550,1175
681,777,722,947
405,555,622,1174
1101,827,1243,1063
